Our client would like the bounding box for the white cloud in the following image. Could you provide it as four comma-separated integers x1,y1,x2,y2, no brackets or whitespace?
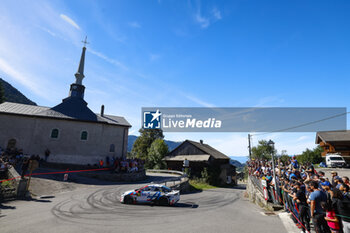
181,93,216,107
212,8,222,20
128,21,141,28
0,57,48,99
194,12,210,29
297,135,309,142
88,48,129,71
60,14,80,30
35,25,57,37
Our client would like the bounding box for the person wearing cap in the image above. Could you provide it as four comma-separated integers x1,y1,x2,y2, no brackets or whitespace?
321,181,333,206
334,176,343,190
331,171,338,188
309,180,331,233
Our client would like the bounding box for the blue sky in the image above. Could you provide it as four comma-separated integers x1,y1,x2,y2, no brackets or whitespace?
0,0,349,160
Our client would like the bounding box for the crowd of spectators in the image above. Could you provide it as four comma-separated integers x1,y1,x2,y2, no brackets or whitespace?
0,146,22,179
0,145,145,179
248,158,350,233
0,146,43,179
94,157,144,173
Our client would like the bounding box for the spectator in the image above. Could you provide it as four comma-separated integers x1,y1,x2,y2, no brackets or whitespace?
306,181,331,233
339,184,350,198
99,159,104,168
334,177,343,190
331,171,338,188
338,188,350,233
322,202,341,233
292,182,310,233
21,158,29,179
44,149,50,162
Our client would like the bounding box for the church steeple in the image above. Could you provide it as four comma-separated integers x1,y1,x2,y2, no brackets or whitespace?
74,36,88,85
69,37,88,99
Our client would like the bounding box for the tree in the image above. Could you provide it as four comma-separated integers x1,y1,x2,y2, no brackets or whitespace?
251,140,276,160
278,150,290,164
0,81,5,104
131,128,164,161
296,145,323,165
146,139,168,169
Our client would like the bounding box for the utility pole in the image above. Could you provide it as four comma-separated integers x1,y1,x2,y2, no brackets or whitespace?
248,134,252,159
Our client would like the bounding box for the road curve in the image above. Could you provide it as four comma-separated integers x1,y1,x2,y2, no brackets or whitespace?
0,174,287,233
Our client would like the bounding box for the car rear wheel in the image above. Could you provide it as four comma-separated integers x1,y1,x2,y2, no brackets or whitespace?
124,196,133,204
158,197,169,206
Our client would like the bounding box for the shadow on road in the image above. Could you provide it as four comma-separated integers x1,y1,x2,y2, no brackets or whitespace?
40,195,55,199
0,202,16,210
174,202,199,208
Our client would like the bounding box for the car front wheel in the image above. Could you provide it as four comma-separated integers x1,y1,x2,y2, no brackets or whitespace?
124,196,133,204
158,197,169,206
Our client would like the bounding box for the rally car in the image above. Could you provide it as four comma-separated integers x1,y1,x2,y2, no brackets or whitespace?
120,184,180,206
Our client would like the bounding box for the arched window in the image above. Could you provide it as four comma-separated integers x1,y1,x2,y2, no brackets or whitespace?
51,129,59,139
81,131,88,140
109,144,115,152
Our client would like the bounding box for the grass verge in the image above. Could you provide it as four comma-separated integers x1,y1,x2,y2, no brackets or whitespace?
189,179,217,192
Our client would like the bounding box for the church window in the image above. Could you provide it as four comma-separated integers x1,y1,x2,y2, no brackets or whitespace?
81,131,88,140
51,129,59,139
109,144,115,152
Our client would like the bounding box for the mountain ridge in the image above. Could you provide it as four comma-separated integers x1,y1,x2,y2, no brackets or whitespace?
0,78,36,105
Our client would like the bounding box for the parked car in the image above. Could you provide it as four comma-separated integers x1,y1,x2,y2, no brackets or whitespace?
120,184,180,206
325,154,347,168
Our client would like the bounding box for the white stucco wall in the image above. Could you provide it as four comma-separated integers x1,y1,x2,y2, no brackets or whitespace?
0,114,129,165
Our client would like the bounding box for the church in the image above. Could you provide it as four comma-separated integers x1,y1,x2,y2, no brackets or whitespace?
0,42,131,165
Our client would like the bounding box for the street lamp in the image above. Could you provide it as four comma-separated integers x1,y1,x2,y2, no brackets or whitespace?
267,140,278,204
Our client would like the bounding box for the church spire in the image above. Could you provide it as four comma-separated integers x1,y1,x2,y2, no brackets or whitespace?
74,36,88,85
68,37,89,99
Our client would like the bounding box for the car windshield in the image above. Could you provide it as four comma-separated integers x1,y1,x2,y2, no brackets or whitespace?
162,186,172,192
330,157,344,161
140,186,151,191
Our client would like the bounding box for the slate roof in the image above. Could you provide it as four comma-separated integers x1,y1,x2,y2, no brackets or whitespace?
164,154,211,162
316,130,350,144
167,140,230,160
0,102,131,127
185,140,230,160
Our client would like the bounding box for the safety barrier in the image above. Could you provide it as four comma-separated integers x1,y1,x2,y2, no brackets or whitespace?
147,169,189,193
247,175,284,211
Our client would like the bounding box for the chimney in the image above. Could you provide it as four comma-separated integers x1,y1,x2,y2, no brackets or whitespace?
200,140,203,144
100,105,105,116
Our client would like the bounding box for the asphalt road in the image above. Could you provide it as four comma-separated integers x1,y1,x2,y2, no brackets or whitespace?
316,167,350,179
0,174,287,233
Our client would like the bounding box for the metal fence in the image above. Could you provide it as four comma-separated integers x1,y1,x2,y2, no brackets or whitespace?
147,169,189,190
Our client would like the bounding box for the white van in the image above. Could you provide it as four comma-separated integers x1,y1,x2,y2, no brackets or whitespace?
325,154,346,168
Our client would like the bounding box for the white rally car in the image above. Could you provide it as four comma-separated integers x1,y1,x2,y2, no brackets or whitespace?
120,184,180,206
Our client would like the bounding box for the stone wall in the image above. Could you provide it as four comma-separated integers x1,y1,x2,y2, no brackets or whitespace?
246,176,274,211
0,167,26,201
